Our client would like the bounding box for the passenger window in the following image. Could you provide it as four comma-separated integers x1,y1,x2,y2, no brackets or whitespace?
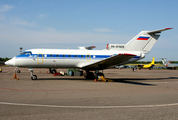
63,55,65,57
87,55,90,59
50,55,52,57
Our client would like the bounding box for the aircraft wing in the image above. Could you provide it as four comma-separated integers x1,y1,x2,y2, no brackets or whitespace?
81,53,136,70
137,64,144,68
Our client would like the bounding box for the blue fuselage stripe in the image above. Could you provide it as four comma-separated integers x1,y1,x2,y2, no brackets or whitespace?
16,54,111,59
16,54,140,60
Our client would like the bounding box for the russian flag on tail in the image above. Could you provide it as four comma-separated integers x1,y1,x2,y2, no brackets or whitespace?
137,36,150,40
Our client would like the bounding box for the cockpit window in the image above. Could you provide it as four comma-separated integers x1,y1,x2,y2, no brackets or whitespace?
22,51,32,55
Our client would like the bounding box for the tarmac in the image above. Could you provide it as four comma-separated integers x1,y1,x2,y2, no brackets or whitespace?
0,67,178,120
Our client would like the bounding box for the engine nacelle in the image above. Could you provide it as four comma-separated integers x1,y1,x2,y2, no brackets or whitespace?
140,53,145,58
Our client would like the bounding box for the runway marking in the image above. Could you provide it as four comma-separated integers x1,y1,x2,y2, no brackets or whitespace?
0,102,178,109
0,87,178,92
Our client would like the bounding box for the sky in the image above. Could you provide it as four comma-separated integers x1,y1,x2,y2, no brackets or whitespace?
0,0,178,61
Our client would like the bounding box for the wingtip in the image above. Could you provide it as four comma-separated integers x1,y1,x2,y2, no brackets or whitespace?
119,53,136,56
165,28,173,30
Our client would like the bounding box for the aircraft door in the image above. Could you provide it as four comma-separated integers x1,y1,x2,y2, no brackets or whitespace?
86,54,91,61
37,53,44,65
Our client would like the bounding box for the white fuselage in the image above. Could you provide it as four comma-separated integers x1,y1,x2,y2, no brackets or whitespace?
6,49,143,69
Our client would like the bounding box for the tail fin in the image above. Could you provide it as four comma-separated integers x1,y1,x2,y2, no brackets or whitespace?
126,28,172,53
162,58,168,66
151,57,155,65
107,28,172,53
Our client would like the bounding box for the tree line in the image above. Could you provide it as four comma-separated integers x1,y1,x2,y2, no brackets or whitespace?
0,57,11,62
131,61,178,64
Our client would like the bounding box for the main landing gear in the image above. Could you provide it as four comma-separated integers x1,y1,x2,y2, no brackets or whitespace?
49,68,57,74
85,70,105,80
29,68,37,80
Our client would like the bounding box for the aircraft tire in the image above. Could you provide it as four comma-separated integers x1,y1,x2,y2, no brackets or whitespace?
132,67,137,72
49,68,52,73
96,72,105,79
31,75,37,80
52,70,57,74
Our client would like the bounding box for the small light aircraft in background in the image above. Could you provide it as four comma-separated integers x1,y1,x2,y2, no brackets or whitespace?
5,28,172,80
162,58,178,69
137,57,155,70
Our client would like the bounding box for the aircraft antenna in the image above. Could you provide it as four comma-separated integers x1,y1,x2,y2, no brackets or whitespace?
20,47,23,55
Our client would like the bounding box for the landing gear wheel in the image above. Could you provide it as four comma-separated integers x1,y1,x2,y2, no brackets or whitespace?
132,67,137,72
49,68,57,74
96,72,105,79
52,70,57,74
17,70,21,73
31,75,37,80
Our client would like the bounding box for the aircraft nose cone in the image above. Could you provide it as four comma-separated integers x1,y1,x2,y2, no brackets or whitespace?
5,57,16,66
4,61,9,65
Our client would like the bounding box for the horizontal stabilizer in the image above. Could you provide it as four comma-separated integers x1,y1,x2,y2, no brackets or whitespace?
78,46,96,50
148,28,172,34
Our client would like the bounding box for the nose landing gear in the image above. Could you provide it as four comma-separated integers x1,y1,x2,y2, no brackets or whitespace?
31,75,37,80
29,68,37,80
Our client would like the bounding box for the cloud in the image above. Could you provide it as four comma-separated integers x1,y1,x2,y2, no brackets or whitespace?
10,17,36,27
0,24,130,57
38,13,48,18
0,23,129,45
93,28,114,32
0,14,5,21
0,5,14,13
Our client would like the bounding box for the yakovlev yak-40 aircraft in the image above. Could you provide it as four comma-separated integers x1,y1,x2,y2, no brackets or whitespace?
5,28,172,80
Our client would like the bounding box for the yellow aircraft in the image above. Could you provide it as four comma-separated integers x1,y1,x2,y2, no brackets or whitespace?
137,57,155,70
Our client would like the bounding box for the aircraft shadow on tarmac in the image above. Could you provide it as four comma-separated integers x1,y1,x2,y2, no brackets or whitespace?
37,76,178,86
109,77,178,86
37,77,86,81
110,79,156,86
36,77,155,86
